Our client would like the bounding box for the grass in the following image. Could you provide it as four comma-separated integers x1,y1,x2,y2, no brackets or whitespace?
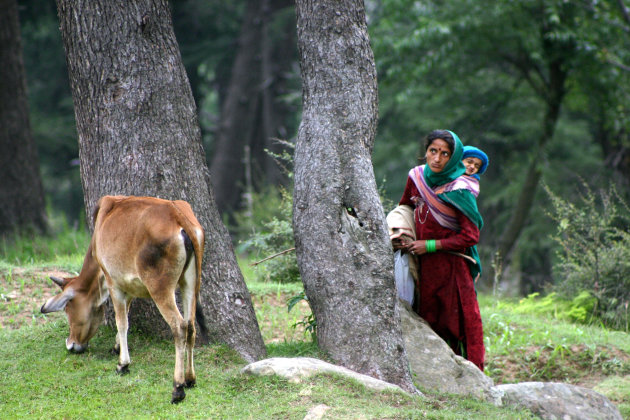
1,227,628,418
480,294,630,418
0,321,536,419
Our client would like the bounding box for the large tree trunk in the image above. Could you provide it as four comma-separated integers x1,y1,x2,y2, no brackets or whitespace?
209,0,263,215
0,0,48,237
255,0,297,188
210,0,295,215
293,0,416,392
56,0,265,362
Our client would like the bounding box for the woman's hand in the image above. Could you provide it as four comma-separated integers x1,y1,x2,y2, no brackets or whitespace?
404,240,426,256
404,239,440,256
391,238,406,251
392,234,414,251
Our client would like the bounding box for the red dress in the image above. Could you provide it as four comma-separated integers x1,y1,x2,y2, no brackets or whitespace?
400,177,485,371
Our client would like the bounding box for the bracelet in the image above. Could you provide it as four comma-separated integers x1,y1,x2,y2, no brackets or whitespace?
425,239,436,253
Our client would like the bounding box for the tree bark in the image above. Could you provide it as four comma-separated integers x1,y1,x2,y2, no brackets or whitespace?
56,0,265,362
0,0,48,237
293,0,416,392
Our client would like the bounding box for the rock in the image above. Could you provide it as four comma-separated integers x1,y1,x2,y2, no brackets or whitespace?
399,301,498,402
242,302,622,419
241,357,407,393
303,404,330,420
494,381,623,420
401,301,621,417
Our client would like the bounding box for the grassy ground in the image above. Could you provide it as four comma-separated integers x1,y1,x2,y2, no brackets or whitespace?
1,230,629,419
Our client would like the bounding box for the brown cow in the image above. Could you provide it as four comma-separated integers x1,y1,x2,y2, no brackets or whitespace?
41,195,206,403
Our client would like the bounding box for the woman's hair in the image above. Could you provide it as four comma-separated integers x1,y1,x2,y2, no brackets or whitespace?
418,129,455,161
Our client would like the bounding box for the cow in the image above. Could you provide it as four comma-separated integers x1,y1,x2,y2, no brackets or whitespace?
41,195,207,403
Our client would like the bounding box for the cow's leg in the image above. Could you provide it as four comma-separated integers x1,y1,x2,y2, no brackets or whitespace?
110,288,132,375
149,287,187,404
179,271,197,388
110,299,133,356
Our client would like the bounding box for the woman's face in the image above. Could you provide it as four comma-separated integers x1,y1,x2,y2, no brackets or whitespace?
425,139,451,173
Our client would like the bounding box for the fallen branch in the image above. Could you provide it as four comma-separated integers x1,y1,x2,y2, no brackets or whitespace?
250,247,296,266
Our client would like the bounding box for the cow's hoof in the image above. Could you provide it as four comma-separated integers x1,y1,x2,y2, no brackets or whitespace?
185,378,196,388
116,364,130,375
171,384,186,404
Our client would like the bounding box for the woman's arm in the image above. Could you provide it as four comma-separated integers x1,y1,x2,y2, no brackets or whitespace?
405,210,479,255
399,177,416,207
436,211,479,250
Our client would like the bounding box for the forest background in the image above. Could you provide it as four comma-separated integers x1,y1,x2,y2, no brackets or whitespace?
6,0,630,307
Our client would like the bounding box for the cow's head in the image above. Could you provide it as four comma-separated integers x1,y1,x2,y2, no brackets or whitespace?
41,275,108,353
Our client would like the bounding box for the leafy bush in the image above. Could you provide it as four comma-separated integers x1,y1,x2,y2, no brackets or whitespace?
546,183,630,331
237,186,300,284
287,291,317,341
513,291,597,324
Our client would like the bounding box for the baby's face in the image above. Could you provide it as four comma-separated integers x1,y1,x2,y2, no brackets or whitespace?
463,157,483,175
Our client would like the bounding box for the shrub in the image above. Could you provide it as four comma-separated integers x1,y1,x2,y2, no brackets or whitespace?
237,186,300,284
545,183,630,331
514,291,597,324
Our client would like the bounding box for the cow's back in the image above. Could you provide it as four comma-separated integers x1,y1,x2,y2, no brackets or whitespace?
92,196,190,297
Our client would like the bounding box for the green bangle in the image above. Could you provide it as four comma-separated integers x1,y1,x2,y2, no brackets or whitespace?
426,239,436,253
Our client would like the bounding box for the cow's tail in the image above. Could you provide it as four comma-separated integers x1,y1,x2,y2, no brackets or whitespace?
195,298,209,342
172,200,209,343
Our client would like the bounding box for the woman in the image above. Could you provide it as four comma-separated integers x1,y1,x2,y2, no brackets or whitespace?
396,129,485,370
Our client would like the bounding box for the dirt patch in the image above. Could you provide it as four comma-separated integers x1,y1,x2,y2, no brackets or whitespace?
0,269,72,329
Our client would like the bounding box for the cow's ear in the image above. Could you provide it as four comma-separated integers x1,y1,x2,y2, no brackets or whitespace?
41,288,75,313
50,276,68,289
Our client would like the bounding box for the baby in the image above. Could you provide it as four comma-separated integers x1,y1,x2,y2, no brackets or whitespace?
462,145,488,284
462,145,489,179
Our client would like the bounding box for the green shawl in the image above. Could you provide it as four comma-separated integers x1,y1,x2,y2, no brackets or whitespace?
423,130,483,279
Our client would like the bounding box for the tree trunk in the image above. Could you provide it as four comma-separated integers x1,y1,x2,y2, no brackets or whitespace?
293,0,416,392
56,0,265,362
496,34,568,271
0,0,48,237
592,112,630,191
209,0,263,215
257,0,296,188
210,0,296,215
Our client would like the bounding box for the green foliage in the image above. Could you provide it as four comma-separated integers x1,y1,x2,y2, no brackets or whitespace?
0,211,89,269
546,183,630,330
369,0,629,289
236,186,300,284
287,291,317,341
20,1,84,219
513,292,597,325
